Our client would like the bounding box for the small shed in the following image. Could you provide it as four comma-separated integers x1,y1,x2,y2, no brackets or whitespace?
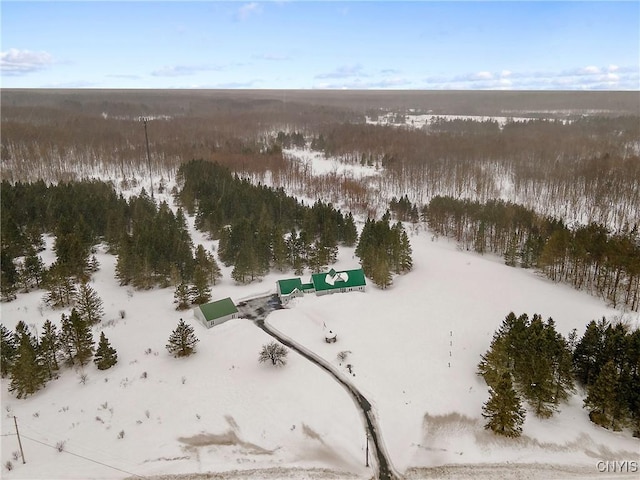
194,298,238,329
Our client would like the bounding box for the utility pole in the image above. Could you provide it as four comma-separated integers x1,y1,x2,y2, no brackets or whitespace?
142,117,154,201
365,432,369,467
14,416,25,464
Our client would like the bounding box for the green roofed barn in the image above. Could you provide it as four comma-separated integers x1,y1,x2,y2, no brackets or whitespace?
276,267,366,304
277,278,315,304
311,268,366,296
194,297,239,328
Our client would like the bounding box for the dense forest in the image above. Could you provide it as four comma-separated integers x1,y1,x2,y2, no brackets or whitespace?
479,313,640,436
1,159,413,303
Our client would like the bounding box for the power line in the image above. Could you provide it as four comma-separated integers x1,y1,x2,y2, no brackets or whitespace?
19,434,146,479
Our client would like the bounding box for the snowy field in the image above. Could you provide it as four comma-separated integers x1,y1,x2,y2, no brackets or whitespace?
2,176,639,479
365,113,535,129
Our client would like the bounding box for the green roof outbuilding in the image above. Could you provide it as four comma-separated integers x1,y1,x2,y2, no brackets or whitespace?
194,298,239,328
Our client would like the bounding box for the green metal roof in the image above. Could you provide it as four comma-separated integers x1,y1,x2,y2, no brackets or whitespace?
311,268,366,292
198,298,238,321
301,282,315,291
277,278,303,295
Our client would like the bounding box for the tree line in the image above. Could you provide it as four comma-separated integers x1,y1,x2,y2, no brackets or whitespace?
311,116,639,231
478,313,640,437
177,160,359,282
423,196,639,311
356,212,413,288
1,303,117,398
0,181,222,304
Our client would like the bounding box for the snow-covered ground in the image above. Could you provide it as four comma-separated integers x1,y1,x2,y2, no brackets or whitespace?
2,175,639,479
366,113,535,129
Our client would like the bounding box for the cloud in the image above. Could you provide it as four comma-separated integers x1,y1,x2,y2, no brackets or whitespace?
1,48,53,75
107,74,142,79
236,2,262,21
315,64,367,79
313,77,412,90
151,64,223,77
253,53,289,61
421,65,639,90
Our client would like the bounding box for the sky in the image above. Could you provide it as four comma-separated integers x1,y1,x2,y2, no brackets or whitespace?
1,1,638,90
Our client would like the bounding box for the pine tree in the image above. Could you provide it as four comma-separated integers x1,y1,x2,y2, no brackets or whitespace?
482,372,526,437
74,281,104,325
342,212,358,247
584,360,620,429
166,319,199,357
173,282,192,310
190,269,212,305
271,227,290,272
94,332,118,370
21,246,45,290
0,248,19,301
0,324,17,378
9,324,47,398
39,319,60,379
44,264,77,308
398,230,413,272
60,309,94,366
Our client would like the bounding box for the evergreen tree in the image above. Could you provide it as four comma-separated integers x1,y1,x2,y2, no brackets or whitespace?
342,212,358,247
584,360,621,429
477,329,511,388
573,319,606,386
44,264,77,308
173,282,192,310
9,324,47,398
0,324,16,378
398,230,413,272
190,269,212,305
482,372,526,437
516,315,558,418
0,248,18,301
94,332,118,370
166,319,199,357
74,281,104,325
60,309,94,366
20,246,45,290
271,227,290,272
39,319,60,379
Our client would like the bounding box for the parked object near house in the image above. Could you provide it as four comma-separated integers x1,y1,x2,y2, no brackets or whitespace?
194,298,238,328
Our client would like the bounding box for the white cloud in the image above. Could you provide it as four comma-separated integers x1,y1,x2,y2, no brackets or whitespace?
421,64,638,90
315,64,367,79
253,53,289,61
1,48,53,75
151,64,222,77
236,2,262,21
580,65,601,75
473,71,493,80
